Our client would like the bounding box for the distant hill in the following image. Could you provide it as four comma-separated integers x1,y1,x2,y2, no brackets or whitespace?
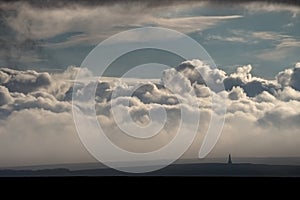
1,163,300,177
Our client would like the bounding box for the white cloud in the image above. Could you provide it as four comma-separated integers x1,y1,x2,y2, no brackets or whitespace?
277,38,300,48
228,86,246,100
277,87,300,101
275,63,300,91
154,15,242,33
0,86,13,106
207,35,248,43
208,29,291,44
251,31,283,40
276,68,293,87
1,60,300,166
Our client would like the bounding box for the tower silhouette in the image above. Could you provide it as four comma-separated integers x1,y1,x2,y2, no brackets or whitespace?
228,154,232,164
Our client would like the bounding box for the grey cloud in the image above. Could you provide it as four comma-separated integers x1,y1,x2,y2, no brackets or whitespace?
95,82,112,102
290,65,300,91
175,62,206,85
175,60,226,92
223,65,278,97
0,66,85,117
11,93,71,113
2,1,300,8
0,92,71,118
0,68,51,93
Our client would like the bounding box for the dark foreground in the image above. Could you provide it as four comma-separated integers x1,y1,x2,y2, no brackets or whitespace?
1,163,300,177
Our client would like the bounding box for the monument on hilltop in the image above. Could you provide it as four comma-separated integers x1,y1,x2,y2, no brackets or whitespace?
228,154,232,164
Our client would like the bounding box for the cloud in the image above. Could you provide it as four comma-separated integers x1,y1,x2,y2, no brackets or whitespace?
256,99,300,130
228,86,246,100
255,38,300,62
0,109,94,167
0,68,51,94
207,29,291,44
206,30,300,64
276,68,293,87
0,86,13,106
290,64,300,91
173,60,227,95
206,35,248,43
0,1,245,68
0,67,83,118
1,2,242,46
276,87,300,101
242,2,300,16
275,63,300,91
1,60,300,166
223,64,278,97
153,15,242,34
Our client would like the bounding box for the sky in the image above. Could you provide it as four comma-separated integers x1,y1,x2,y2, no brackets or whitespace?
0,0,300,168
1,0,300,77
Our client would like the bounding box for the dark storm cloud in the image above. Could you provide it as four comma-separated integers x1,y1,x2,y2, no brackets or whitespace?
1,0,300,8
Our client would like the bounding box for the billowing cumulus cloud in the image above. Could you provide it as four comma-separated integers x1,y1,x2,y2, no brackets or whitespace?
1,60,300,167
0,86,13,106
223,65,278,97
0,68,51,94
